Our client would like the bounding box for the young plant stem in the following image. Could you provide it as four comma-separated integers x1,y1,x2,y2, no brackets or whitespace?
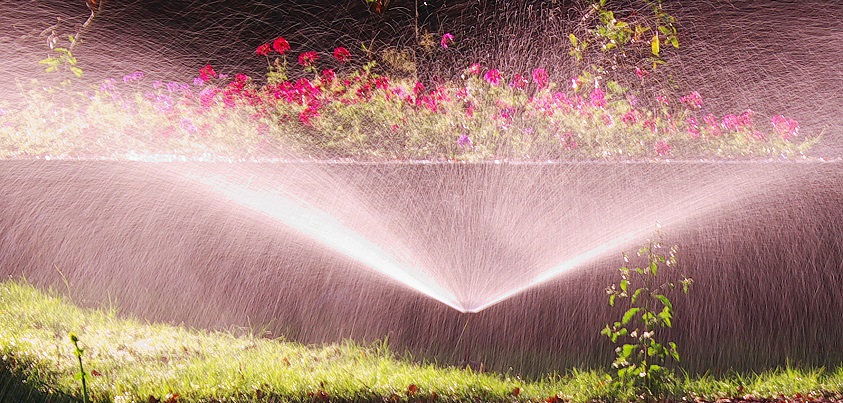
69,0,107,53
70,333,89,403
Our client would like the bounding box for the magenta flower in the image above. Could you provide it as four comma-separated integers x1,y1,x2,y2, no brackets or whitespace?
656,95,670,106
333,47,351,63
321,69,336,83
256,43,271,56
483,69,501,85
510,73,527,90
458,133,472,148
272,36,290,54
635,67,649,79
198,64,217,81
654,140,671,156
441,33,455,49
531,68,548,89
622,110,639,126
721,114,740,131
772,115,799,141
686,117,701,138
679,91,703,109
298,51,319,67
589,87,607,108
466,64,482,75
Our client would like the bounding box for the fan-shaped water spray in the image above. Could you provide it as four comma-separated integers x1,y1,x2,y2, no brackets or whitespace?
1,0,843,378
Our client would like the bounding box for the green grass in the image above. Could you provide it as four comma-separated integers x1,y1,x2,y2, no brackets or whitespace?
2,279,843,402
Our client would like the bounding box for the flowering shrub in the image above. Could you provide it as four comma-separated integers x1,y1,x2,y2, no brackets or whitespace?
0,35,819,161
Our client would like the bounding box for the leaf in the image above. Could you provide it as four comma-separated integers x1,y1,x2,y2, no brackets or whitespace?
620,279,628,293
651,34,660,56
655,294,672,311
631,288,644,304
609,294,616,306
622,307,640,325
70,66,84,77
569,33,578,48
669,36,680,48
649,261,658,276
620,344,635,359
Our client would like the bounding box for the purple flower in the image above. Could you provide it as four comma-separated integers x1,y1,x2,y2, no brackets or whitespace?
100,78,115,92
441,33,455,49
193,77,206,86
122,70,144,83
458,133,472,148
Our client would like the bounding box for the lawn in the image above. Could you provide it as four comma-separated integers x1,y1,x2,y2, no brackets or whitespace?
2,279,843,402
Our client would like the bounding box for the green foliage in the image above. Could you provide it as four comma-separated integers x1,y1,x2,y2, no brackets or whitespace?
69,332,90,403
601,230,692,401
39,37,84,80
575,0,681,74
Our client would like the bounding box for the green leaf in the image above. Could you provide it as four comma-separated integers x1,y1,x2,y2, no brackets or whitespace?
649,261,658,276
669,36,680,48
70,66,84,77
651,34,660,56
655,294,672,311
622,307,640,325
45,66,58,73
631,288,644,304
620,343,635,359
620,279,629,293
609,294,616,306
569,33,578,48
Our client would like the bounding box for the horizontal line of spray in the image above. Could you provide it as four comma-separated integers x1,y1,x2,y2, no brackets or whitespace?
187,172,467,313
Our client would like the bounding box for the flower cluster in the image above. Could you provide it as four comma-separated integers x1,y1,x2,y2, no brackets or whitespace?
0,38,817,161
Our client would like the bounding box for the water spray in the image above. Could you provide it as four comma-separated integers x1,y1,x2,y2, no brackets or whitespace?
456,312,477,370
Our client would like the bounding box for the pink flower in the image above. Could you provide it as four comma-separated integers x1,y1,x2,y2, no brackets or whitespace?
413,81,425,96
199,64,217,81
589,87,607,108
531,68,548,89
298,51,319,67
772,115,799,141
656,95,670,106
721,114,740,131
635,67,650,79
441,33,455,49
466,64,482,75
321,69,336,83
643,119,657,133
483,69,501,85
272,36,290,54
333,47,351,63
256,43,271,56
654,140,671,156
622,110,639,126
738,109,754,126
679,91,703,109
510,73,527,90
686,117,701,138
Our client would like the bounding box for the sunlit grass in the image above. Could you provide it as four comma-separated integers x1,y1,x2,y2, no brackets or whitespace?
2,279,843,402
